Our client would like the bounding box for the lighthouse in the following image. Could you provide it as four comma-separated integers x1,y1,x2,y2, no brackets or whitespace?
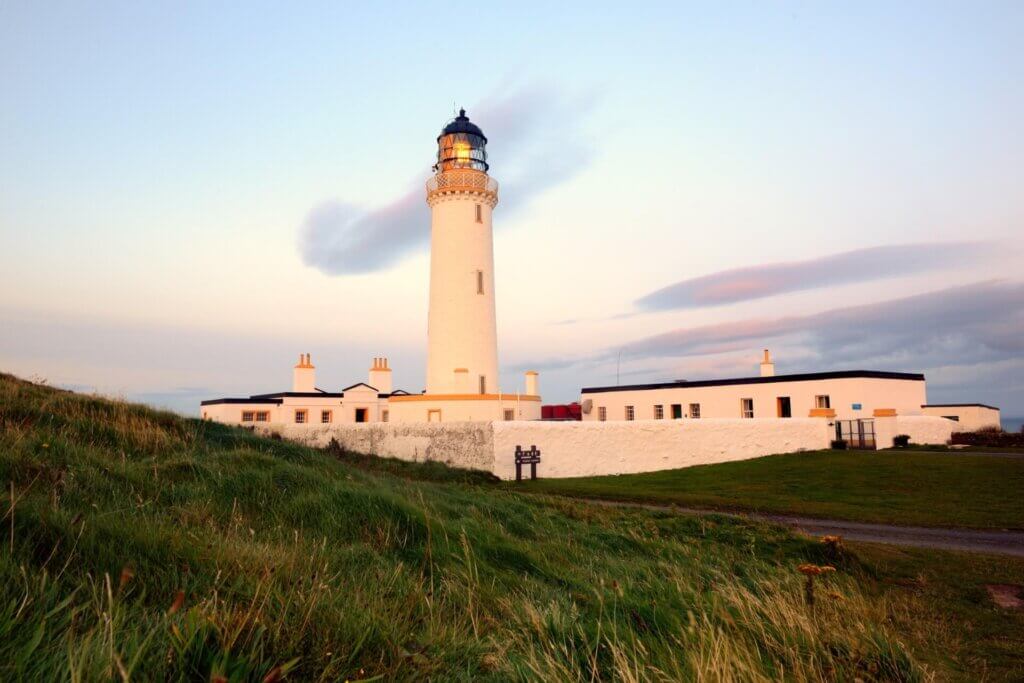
385,108,541,422
425,109,500,395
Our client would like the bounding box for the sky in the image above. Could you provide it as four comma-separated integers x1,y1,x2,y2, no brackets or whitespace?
2,1,1023,416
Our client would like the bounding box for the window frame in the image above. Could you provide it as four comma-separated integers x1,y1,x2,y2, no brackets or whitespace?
476,269,484,295
740,399,754,419
503,408,515,421
815,395,831,409
321,409,332,424
241,411,255,422
653,404,664,420
294,409,308,424
255,411,270,423
475,203,483,223
625,405,635,421
689,403,701,419
598,406,607,422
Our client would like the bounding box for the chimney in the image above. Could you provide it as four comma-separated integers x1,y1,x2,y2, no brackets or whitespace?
525,370,539,396
368,357,393,394
293,353,316,392
759,349,775,377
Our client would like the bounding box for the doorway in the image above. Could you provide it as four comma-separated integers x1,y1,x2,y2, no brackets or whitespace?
776,396,792,418
355,408,368,423
836,419,876,449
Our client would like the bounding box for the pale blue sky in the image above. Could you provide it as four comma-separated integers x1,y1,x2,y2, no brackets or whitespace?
2,2,1023,415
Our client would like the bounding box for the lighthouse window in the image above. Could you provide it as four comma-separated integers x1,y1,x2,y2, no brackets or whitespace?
476,270,484,295
478,375,486,394
475,204,482,223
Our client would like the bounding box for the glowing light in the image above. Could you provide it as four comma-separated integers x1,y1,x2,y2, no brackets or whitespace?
454,141,471,162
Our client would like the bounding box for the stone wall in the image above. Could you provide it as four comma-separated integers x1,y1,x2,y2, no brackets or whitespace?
263,415,955,481
874,415,954,449
259,422,495,473
492,418,831,480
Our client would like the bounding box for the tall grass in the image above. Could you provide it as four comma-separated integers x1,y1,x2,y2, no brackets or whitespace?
0,372,941,680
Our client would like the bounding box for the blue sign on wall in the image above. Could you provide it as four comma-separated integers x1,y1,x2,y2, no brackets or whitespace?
852,403,862,410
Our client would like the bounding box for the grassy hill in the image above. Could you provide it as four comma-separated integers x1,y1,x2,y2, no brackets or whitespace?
2,372,1022,681
519,450,1024,529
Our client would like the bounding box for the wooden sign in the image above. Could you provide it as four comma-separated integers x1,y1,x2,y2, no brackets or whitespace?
514,445,541,481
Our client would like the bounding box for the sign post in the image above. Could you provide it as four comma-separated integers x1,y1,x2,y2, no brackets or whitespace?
514,445,541,481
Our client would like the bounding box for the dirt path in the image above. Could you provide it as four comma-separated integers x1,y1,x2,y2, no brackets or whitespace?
579,498,1024,557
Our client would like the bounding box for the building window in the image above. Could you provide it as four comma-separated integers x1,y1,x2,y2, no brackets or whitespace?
625,405,635,421
479,375,486,394
428,409,441,422
653,404,664,420
255,411,269,422
475,204,482,223
242,411,255,422
815,395,831,409
598,406,607,421
777,396,792,418
294,409,308,424
740,399,753,419
671,404,683,419
355,408,367,423
321,410,332,424
504,409,515,421
476,270,484,295
689,403,701,419
382,409,389,423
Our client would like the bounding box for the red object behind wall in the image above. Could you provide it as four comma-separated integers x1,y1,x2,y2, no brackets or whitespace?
541,403,582,421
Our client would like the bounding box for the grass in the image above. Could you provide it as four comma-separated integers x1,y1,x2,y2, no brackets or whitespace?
519,450,1024,530
2,372,1023,680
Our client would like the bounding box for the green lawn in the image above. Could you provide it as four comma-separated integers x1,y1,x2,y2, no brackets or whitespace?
519,450,1024,530
3,372,1024,680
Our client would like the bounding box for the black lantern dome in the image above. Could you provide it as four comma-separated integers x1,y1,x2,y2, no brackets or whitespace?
435,108,489,173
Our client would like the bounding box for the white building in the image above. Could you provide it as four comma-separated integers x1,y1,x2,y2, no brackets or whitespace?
201,355,404,426
580,350,1001,436
201,110,540,425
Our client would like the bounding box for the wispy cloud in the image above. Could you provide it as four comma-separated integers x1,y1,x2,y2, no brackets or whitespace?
635,242,998,311
533,280,1024,376
628,280,1024,370
298,84,598,276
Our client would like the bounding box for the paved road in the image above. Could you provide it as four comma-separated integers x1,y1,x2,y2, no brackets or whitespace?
580,498,1024,557
903,449,1024,460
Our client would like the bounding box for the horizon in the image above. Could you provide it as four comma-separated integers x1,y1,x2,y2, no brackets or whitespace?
2,2,1023,416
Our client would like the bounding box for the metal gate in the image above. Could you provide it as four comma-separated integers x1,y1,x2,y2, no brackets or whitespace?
836,419,876,450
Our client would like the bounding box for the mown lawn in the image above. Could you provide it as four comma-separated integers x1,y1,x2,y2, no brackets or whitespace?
2,372,1023,680
519,450,1024,530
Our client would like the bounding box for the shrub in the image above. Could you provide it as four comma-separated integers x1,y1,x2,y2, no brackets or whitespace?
830,439,848,450
951,429,1024,447
892,434,911,448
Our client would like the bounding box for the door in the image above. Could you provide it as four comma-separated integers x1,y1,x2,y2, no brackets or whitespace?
777,397,792,418
836,419,876,449
355,408,368,423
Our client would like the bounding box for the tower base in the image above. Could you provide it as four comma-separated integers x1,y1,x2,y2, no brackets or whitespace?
388,393,541,423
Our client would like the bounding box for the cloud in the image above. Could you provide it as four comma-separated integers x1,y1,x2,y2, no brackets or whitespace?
635,242,998,311
627,280,1024,369
298,84,598,276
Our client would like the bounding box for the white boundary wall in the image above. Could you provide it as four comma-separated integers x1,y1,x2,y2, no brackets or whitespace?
491,419,830,479
260,416,954,480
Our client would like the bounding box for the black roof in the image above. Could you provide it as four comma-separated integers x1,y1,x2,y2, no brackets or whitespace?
249,391,345,399
199,397,284,406
923,403,1000,410
439,109,486,141
581,370,926,394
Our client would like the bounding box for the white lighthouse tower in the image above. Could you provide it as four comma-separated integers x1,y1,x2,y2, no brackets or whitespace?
425,109,500,395
387,109,541,422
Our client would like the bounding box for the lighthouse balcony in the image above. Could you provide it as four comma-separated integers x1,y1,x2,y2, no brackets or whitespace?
426,169,499,204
